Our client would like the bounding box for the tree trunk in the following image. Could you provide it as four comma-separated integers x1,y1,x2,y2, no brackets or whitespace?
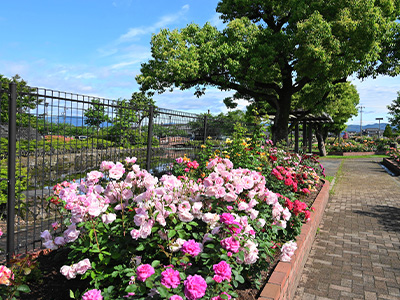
315,125,327,156
272,93,291,145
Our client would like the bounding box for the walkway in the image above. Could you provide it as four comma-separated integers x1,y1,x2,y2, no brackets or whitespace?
294,157,400,300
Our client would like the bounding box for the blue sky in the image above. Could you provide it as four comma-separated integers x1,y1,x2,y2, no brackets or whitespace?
1,0,399,125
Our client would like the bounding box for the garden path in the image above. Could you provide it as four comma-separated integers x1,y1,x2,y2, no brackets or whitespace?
294,158,400,300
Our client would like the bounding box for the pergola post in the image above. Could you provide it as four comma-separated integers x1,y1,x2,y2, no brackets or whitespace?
302,121,307,150
294,122,299,153
308,123,313,153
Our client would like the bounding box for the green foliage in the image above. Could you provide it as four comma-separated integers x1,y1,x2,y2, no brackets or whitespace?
0,159,27,212
0,252,42,299
108,93,156,147
0,74,41,126
387,92,400,130
137,1,400,142
84,99,110,130
383,124,394,138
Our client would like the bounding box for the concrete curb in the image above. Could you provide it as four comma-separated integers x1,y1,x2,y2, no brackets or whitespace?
258,180,331,300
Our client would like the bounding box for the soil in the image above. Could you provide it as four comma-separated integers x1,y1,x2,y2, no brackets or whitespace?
16,183,324,300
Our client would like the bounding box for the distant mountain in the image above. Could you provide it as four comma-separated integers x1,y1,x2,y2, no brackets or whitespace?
45,116,112,127
345,123,388,133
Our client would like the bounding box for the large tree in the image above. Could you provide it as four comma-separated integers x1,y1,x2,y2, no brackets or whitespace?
137,0,400,143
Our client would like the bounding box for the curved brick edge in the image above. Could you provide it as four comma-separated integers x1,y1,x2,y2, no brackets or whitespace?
382,158,400,176
258,180,330,300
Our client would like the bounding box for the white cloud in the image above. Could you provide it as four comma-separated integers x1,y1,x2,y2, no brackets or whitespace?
117,4,190,42
208,13,225,30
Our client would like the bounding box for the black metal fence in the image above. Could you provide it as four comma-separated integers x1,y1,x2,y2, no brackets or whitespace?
0,82,239,262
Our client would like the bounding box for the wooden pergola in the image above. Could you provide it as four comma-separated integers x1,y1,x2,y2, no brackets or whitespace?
269,110,333,153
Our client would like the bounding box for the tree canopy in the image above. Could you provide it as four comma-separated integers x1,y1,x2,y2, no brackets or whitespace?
137,0,400,143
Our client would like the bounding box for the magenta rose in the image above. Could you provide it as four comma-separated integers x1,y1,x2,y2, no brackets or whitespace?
220,213,235,225
213,261,231,281
82,289,103,300
136,264,155,282
170,296,183,300
161,268,181,289
181,240,202,257
184,275,207,300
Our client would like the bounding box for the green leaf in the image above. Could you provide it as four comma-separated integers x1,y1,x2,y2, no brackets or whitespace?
157,286,169,298
235,274,245,284
125,284,137,293
168,230,176,239
151,260,160,268
16,284,31,293
136,244,145,251
205,276,214,284
69,289,76,299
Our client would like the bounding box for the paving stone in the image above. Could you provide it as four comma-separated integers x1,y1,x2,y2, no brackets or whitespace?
294,158,400,300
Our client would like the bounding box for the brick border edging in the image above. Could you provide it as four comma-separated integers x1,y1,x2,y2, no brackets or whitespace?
258,180,330,300
382,158,400,175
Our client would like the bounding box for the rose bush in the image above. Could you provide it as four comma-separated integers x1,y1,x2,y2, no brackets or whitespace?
36,150,312,299
386,147,400,166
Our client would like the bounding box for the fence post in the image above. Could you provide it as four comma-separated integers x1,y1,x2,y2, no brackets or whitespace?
7,82,17,264
203,114,208,144
146,106,154,172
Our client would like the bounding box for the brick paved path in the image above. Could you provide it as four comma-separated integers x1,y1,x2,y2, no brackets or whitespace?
294,158,400,300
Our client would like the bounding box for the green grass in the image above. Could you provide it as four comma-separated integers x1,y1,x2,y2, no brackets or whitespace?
325,175,334,183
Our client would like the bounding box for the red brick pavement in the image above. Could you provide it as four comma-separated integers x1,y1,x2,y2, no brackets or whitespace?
294,158,400,300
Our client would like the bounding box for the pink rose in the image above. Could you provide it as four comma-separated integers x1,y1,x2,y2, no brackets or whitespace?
74,258,91,275
136,264,155,282
0,266,13,286
108,164,125,180
40,230,52,241
184,275,207,300
60,265,77,280
178,210,194,222
99,161,115,171
176,157,184,163
211,292,232,300
220,236,240,253
181,240,202,257
125,157,137,164
101,213,116,224
54,236,66,246
82,289,103,300
170,296,183,300
161,268,181,289
64,224,80,243
213,261,231,281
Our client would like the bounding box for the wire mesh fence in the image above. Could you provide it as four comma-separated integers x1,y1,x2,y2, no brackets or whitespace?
1,83,245,262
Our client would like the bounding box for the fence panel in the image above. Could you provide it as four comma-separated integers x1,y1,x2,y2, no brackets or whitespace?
0,85,229,261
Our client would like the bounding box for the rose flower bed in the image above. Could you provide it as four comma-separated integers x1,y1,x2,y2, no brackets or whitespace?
0,125,325,300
